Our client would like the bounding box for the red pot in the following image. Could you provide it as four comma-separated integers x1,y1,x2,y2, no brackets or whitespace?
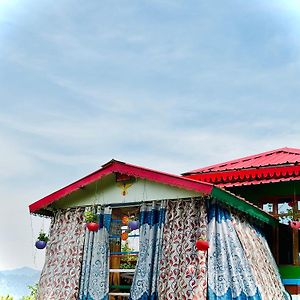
196,240,209,251
87,222,99,232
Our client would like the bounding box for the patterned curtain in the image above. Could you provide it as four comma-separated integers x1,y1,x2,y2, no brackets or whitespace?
207,203,261,300
159,198,208,300
129,201,166,300
78,206,112,300
37,207,86,300
233,216,287,299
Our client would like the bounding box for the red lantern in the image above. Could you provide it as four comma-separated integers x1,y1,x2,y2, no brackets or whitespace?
196,239,209,251
87,222,99,232
290,221,300,230
288,201,295,207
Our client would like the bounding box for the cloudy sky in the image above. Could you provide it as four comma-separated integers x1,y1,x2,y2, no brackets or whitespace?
0,0,300,270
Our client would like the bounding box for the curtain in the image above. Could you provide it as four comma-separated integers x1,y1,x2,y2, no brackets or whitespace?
129,201,166,300
37,207,86,300
78,206,112,300
207,203,261,300
233,216,287,300
159,198,208,300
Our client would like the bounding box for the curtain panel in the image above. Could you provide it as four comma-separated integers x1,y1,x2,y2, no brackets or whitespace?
233,216,287,300
159,199,208,300
207,203,261,300
37,207,86,300
79,207,112,300
129,201,166,300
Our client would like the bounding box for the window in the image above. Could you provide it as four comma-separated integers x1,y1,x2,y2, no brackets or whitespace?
109,206,140,300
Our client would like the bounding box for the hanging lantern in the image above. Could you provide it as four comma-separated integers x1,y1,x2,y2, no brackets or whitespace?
196,239,209,251
128,220,139,231
35,240,47,249
121,232,129,241
288,201,295,207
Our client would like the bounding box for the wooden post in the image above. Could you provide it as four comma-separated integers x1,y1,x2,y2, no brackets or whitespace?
293,228,299,265
272,225,279,263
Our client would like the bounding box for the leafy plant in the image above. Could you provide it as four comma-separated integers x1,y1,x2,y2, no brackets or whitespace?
22,283,38,300
0,296,14,300
120,242,137,269
37,231,49,242
84,210,97,223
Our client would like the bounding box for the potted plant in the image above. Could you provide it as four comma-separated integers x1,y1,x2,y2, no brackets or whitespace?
84,210,99,232
35,231,49,249
128,215,139,231
195,238,209,251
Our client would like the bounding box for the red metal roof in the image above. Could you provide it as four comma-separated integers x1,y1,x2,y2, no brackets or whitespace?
29,159,213,214
184,147,300,175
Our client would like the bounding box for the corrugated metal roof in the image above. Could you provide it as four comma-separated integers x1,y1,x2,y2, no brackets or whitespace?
184,147,300,175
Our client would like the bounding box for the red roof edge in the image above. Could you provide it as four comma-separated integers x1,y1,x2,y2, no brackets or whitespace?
183,147,300,175
29,160,213,214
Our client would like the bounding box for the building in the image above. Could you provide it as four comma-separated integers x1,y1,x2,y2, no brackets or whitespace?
29,159,289,300
183,147,300,296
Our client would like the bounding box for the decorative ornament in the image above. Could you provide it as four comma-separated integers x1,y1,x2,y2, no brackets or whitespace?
84,210,99,232
196,239,209,251
288,201,295,207
35,231,49,249
121,232,129,241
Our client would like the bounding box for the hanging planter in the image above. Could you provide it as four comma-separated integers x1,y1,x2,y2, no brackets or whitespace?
35,231,49,249
128,219,139,231
122,215,129,225
121,231,129,241
84,210,99,232
196,239,209,251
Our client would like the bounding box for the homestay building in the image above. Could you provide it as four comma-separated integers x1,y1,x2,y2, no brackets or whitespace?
183,147,300,297
29,159,289,300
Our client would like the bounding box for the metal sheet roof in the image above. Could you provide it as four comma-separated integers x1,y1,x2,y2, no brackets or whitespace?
184,147,300,175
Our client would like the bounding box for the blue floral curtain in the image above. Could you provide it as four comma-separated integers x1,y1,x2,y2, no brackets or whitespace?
207,203,262,300
79,206,112,300
129,201,166,300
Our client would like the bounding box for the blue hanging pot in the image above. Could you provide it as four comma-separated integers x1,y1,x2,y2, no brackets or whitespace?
35,240,47,249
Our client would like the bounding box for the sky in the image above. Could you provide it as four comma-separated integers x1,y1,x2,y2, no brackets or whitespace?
1,0,300,270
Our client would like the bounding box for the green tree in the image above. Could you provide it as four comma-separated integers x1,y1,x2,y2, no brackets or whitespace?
0,296,14,300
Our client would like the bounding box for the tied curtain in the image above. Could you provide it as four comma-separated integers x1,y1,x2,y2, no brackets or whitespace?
207,203,262,300
129,201,166,300
37,207,86,300
79,207,112,300
233,216,287,300
159,199,208,300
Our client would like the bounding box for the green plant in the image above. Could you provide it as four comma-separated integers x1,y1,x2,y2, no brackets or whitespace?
22,283,37,300
84,210,97,223
120,242,137,269
0,295,14,300
37,231,49,242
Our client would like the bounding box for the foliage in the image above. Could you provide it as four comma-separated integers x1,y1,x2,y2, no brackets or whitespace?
83,210,97,223
37,231,49,242
21,283,38,300
120,242,137,269
0,296,14,300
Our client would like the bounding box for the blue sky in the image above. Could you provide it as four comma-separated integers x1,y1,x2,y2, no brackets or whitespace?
0,0,300,270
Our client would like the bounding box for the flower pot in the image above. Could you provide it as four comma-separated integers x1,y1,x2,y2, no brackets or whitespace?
122,216,129,225
87,222,99,232
121,232,129,241
35,240,47,249
128,220,139,231
196,240,209,251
